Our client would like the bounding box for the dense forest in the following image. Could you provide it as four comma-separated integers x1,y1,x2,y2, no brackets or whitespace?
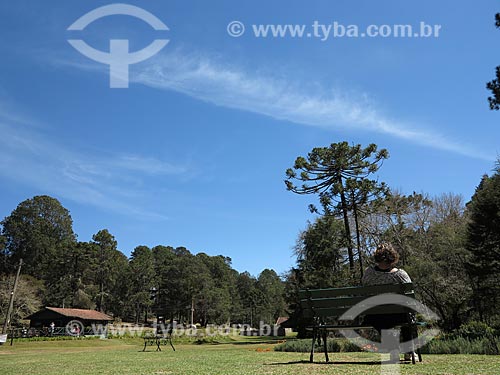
0,197,286,326
1,142,500,335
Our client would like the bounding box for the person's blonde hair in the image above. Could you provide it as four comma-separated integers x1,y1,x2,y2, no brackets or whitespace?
374,242,399,266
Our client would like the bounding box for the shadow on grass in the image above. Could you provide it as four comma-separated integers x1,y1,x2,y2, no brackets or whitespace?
267,359,415,366
230,337,287,345
266,360,381,366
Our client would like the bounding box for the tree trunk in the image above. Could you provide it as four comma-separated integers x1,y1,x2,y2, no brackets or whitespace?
352,198,364,281
98,284,104,312
98,245,104,312
2,259,22,334
339,181,354,271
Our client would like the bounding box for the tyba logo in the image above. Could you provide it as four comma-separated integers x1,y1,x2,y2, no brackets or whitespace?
67,3,169,88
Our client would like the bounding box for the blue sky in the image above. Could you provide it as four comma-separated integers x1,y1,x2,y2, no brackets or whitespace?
0,1,498,276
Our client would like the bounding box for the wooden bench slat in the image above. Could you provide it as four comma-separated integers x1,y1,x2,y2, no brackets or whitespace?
302,304,415,318
300,292,416,309
301,295,370,309
298,283,414,299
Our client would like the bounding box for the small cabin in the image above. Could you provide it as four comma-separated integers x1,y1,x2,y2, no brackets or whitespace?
25,307,113,329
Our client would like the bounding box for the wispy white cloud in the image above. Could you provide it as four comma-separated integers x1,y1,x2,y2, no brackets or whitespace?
109,155,188,175
0,113,189,220
51,49,491,159
127,50,491,161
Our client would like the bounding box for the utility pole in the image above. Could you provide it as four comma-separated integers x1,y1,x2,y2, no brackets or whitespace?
99,244,104,312
2,259,22,334
190,297,194,327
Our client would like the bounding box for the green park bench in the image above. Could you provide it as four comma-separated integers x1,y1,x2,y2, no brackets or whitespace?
299,283,423,364
142,328,175,352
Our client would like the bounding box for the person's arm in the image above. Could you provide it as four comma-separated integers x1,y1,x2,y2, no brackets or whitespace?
397,269,412,283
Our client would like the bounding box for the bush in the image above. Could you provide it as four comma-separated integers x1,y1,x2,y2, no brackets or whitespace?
455,321,495,340
109,332,139,339
421,336,500,355
11,336,100,342
274,335,500,356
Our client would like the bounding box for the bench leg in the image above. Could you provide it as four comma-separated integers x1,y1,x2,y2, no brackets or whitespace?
322,330,329,363
310,328,316,363
169,336,176,352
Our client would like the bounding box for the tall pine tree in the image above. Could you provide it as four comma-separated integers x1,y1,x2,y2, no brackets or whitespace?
466,163,500,323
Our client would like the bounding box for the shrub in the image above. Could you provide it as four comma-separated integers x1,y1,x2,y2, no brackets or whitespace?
420,336,500,355
274,335,500,355
455,321,495,340
11,336,100,342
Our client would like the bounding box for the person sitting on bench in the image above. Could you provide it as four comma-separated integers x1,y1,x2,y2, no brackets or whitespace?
362,242,414,362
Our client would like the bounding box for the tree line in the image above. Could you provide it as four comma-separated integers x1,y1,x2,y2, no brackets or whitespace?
1,142,499,334
0,196,286,327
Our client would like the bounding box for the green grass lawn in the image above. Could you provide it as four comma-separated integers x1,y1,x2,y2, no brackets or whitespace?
1,337,499,375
